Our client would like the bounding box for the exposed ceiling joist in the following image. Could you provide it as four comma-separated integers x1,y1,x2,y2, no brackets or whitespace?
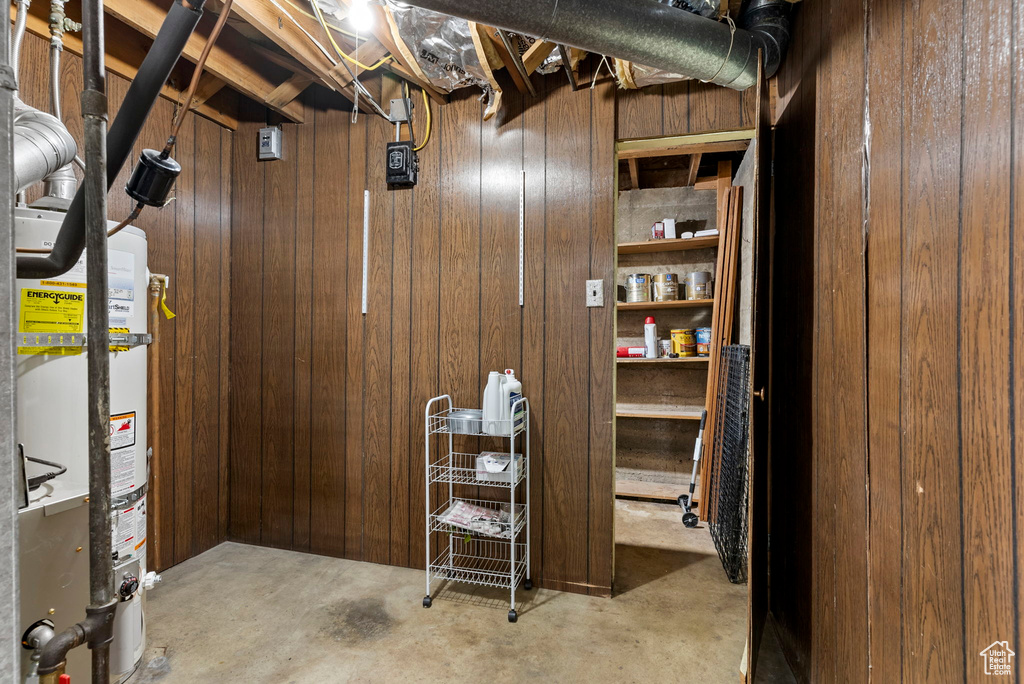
191,74,228,108
103,0,304,122
522,40,556,75
343,0,449,105
686,153,702,186
11,4,238,129
229,0,358,98
481,26,534,96
265,73,314,111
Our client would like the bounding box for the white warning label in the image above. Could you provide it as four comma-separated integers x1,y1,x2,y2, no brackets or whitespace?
111,445,136,497
110,412,136,450
112,505,137,562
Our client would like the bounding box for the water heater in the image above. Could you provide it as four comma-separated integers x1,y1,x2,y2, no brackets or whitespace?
15,206,151,682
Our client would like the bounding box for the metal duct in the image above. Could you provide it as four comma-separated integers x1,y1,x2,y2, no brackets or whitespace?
12,98,77,194
397,0,791,90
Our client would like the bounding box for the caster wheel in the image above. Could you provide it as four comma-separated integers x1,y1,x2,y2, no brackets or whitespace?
423,596,432,608
682,512,699,528
508,609,518,623
677,494,687,508
524,579,533,591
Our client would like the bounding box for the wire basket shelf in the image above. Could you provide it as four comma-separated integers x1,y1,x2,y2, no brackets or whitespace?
427,407,526,438
428,538,528,591
428,497,526,540
428,451,526,489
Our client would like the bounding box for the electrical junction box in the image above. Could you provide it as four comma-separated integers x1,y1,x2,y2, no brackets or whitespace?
258,126,283,161
386,141,418,187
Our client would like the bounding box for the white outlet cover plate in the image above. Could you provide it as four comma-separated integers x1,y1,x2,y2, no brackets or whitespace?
586,279,604,307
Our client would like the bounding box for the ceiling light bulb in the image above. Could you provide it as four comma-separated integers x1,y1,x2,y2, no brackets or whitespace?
349,0,374,31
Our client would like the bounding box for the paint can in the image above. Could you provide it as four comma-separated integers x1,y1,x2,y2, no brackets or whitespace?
659,339,672,358
625,273,652,303
651,273,679,302
671,329,696,357
696,327,712,356
684,271,714,300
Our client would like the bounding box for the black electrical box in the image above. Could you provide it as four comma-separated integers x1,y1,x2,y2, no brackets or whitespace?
386,141,418,188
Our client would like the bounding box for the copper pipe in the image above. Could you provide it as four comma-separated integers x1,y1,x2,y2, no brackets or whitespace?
148,275,165,570
163,0,234,153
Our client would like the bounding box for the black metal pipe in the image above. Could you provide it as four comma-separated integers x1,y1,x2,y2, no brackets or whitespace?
80,1,116,681
16,0,205,279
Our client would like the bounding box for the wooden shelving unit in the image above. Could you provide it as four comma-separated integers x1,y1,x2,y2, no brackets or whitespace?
617,236,719,254
615,403,704,420
616,357,708,365
617,299,714,311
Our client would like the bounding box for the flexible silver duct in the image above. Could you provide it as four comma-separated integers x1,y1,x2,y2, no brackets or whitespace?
13,98,77,194
396,0,791,90
35,0,80,209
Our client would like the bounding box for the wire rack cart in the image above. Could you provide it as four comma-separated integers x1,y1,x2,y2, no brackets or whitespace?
423,394,531,622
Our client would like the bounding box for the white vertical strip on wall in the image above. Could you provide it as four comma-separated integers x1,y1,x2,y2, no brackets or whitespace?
519,170,525,307
362,189,369,315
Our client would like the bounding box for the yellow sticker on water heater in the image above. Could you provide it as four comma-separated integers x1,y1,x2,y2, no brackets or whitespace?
19,288,85,333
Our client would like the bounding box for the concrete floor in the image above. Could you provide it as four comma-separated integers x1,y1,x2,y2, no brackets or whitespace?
136,500,782,683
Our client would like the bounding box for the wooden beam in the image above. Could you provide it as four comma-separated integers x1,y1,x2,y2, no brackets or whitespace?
102,0,304,122
349,0,448,105
618,139,751,161
13,5,239,129
265,73,314,111
686,153,702,186
694,176,718,190
191,74,227,107
628,158,640,190
522,40,556,75
480,26,532,95
229,0,355,96
325,38,390,88
616,128,755,158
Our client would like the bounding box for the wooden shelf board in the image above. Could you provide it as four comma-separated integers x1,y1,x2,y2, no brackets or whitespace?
615,479,692,502
617,299,714,311
616,357,709,364
617,236,720,254
616,403,704,420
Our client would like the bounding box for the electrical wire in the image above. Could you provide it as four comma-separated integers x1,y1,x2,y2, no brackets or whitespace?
413,87,430,151
282,0,363,41
309,0,391,70
306,0,389,119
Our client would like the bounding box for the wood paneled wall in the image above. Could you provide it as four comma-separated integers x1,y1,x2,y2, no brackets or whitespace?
228,69,751,595
771,0,1024,680
18,32,233,572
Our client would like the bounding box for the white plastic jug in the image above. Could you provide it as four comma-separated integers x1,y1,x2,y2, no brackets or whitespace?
502,369,523,433
482,371,505,435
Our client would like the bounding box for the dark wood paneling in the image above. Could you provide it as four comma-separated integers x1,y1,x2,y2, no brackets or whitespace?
771,0,1022,680
259,121,297,550
587,75,616,596
309,92,350,559
192,116,223,554
961,0,1015,668
229,70,756,595
20,29,233,572
292,98,315,552
172,115,196,565
229,102,265,546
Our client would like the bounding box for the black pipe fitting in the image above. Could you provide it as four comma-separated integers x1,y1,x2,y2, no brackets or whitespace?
36,599,117,675
739,0,793,79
